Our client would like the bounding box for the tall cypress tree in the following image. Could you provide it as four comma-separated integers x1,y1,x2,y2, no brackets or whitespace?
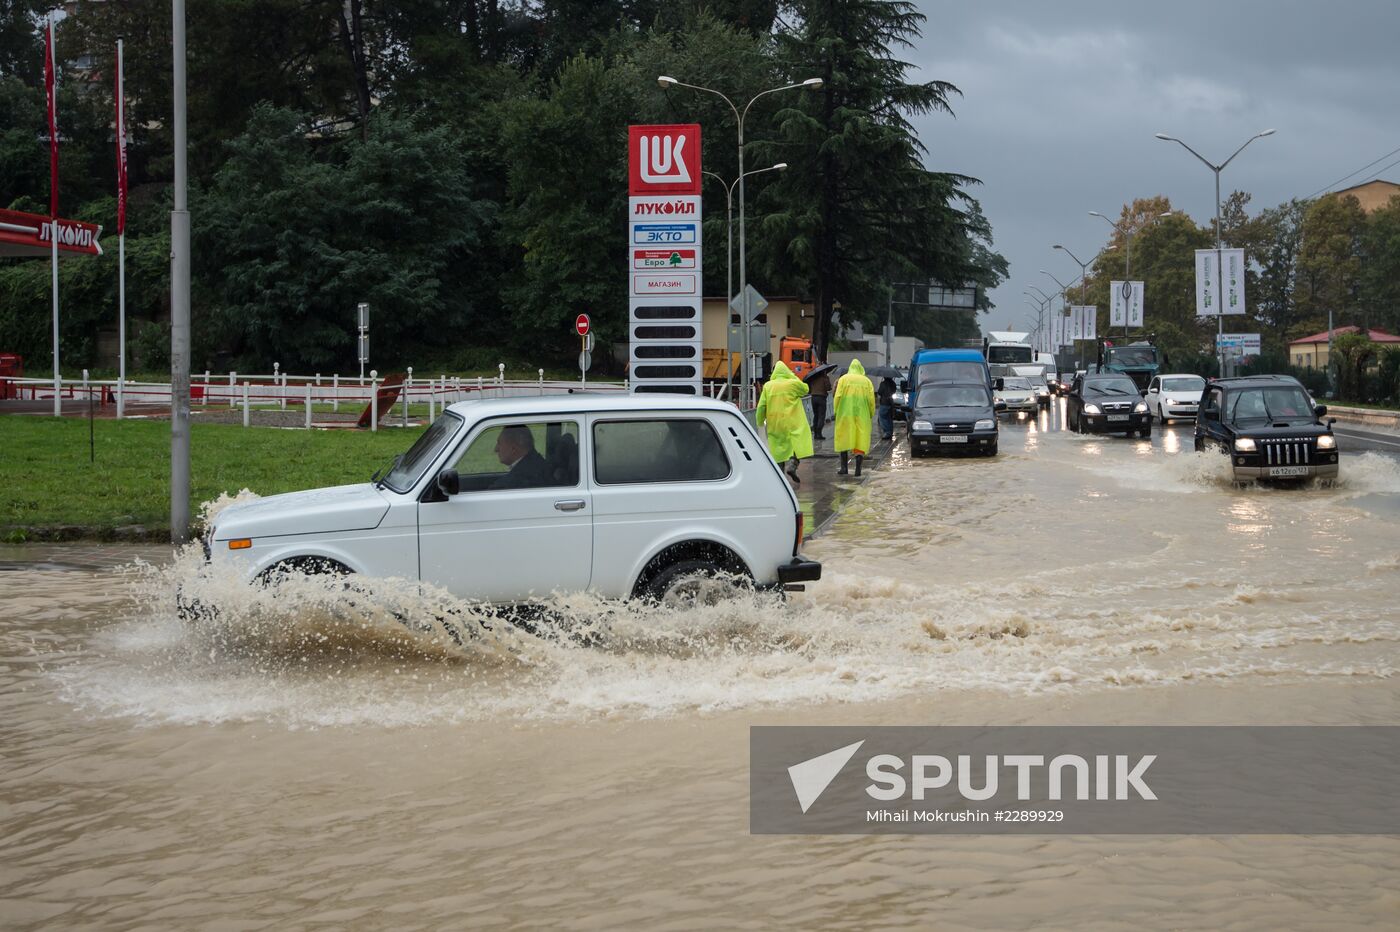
757,0,1004,354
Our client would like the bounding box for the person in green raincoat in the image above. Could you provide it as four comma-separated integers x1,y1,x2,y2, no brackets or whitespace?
833,358,875,476
755,361,813,482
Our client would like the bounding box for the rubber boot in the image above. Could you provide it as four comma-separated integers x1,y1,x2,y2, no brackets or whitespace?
838,452,849,475
786,456,801,484
854,454,864,477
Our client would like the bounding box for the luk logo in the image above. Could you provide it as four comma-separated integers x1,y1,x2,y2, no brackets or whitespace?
629,124,701,195
640,134,691,185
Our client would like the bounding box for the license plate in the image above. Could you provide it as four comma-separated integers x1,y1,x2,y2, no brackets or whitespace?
1107,414,1128,422
1269,465,1309,477
939,435,968,443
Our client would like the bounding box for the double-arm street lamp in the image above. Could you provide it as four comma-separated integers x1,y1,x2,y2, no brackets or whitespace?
703,163,787,396
659,75,823,408
1154,129,1276,376
1052,242,1116,308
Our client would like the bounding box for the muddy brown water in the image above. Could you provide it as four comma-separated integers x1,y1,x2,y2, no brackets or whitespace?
3,414,1399,929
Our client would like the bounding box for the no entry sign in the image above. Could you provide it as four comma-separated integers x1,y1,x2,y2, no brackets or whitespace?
575,314,590,336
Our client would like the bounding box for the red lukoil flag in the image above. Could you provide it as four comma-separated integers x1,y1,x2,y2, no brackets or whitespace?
115,42,127,234
45,18,58,217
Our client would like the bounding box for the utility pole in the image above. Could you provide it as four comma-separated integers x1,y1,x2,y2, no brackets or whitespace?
169,0,192,542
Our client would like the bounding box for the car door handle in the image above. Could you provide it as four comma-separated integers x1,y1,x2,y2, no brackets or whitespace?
554,500,586,512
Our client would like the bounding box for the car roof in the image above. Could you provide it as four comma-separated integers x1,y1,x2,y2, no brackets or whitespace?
1208,375,1304,389
1156,373,1206,379
1084,372,1136,381
443,392,739,420
912,349,986,362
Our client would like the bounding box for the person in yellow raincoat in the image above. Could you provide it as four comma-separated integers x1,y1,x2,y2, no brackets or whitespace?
833,358,875,476
755,361,813,482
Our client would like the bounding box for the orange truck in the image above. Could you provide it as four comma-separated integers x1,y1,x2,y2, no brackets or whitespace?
779,336,815,379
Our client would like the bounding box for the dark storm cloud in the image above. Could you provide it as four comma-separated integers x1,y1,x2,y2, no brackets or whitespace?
902,1,1400,336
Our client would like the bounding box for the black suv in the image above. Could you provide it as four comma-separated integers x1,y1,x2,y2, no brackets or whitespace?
1194,375,1339,481
1066,372,1152,438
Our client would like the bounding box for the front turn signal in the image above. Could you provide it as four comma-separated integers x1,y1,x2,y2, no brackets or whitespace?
228,538,252,550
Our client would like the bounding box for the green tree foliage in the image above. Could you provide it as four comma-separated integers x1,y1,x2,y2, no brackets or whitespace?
1296,193,1367,333
194,106,489,371
1360,194,1400,334
1330,331,1376,402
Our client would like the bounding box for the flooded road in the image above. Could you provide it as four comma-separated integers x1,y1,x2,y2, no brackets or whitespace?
4,405,1399,929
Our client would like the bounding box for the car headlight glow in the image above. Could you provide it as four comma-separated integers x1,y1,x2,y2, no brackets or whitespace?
975,419,994,430
1234,438,1257,452
1164,397,1175,405
1134,401,1148,413
1317,435,1336,449
1083,403,1102,415
912,419,932,431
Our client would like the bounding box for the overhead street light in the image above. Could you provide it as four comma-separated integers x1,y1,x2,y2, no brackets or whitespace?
659,75,824,408
1088,209,1173,336
703,162,787,396
1155,129,1277,376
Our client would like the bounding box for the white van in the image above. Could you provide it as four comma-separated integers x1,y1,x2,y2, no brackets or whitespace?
201,395,821,603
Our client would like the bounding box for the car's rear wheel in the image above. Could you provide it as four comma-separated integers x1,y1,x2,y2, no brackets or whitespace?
647,559,748,607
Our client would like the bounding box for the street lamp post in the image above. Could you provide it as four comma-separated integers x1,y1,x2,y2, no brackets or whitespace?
659,75,823,409
1155,129,1276,376
1088,209,1172,336
1050,244,1115,368
170,0,192,542
703,162,787,399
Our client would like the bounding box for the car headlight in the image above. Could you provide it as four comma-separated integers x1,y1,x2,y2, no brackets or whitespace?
1134,401,1148,413
1083,403,1102,415
1317,435,1336,450
912,419,932,431
1163,397,1175,405
974,419,994,430
1234,438,1257,452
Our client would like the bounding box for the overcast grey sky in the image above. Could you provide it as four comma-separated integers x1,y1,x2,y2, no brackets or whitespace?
904,0,1400,339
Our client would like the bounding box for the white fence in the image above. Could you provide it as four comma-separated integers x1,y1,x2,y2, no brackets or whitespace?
2,366,747,429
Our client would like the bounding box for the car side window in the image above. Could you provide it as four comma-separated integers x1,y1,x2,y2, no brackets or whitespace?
1200,389,1222,420
449,421,579,492
593,418,730,484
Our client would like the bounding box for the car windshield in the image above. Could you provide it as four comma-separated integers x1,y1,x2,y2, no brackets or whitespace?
1001,378,1032,390
1108,347,1157,367
1226,386,1314,423
1084,378,1138,397
919,386,991,408
1162,377,1205,393
379,412,462,492
987,345,1033,365
916,360,985,386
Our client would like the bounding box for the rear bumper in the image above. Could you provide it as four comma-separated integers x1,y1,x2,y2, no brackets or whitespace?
778,558,822,584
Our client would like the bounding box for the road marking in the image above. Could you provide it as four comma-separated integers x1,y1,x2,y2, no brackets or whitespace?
1333,427,1400,449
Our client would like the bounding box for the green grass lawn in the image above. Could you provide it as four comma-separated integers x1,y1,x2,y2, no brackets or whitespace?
1,415,426,538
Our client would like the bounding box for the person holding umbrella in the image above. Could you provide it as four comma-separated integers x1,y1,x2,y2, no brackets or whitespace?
833,358,875,476
804,359,837,441
756,360,813,483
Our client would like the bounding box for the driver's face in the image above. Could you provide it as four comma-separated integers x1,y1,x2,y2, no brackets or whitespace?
494,432,516,466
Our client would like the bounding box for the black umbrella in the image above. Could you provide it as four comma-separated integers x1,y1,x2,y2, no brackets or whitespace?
803,363,839,383
863,365,903,380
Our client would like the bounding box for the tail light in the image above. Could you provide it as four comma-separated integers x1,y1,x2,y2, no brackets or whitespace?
795,511,805,553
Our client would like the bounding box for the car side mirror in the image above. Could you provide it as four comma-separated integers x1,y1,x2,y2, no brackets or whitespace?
437,467,460,497
1314,404,1327,417
1140,388,1149,396
994,401,1007,412
993,378,1005,391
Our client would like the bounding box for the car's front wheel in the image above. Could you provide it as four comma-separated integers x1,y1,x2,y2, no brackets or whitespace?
1193,435,1205,453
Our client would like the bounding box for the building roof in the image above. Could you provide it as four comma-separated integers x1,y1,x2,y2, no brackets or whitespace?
1288,326,1400,346
1328,179,1400,213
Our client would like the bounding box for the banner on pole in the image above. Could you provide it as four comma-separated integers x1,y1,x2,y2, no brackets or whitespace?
1196,249,1247,317
1070,306,1096,341
1110,281,1144,328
